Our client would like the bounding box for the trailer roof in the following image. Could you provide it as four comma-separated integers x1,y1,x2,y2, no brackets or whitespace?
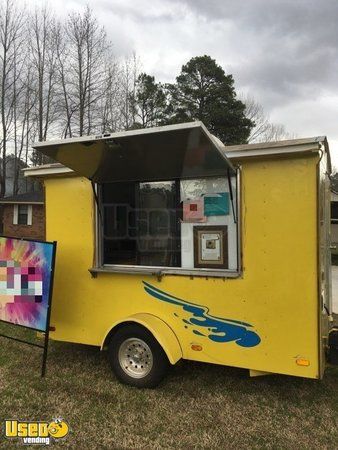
221,135,331,173
222,136,326,152
27,134,331,178
32,122,235,183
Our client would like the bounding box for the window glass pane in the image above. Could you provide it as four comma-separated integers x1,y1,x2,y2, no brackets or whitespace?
100,176,238,271
102,181,180,267
18,205,28,213
149,211,170,236
102,182,137,265
18,205,29,225
138,181,180,267
331,201,338,222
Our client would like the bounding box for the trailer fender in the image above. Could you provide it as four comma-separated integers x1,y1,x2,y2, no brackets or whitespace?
100,313,183,365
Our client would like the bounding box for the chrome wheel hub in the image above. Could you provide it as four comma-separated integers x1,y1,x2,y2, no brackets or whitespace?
118,338,153,378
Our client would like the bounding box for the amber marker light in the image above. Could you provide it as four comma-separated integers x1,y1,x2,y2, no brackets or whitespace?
191,344,203,351
296,358,310,366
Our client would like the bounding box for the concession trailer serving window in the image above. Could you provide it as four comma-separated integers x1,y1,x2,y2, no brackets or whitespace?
34,122,240,277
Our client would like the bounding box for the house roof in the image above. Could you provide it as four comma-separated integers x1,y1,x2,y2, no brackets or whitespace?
0,191,44,204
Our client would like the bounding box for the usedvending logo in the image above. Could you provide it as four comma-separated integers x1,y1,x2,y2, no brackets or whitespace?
4,417,69,445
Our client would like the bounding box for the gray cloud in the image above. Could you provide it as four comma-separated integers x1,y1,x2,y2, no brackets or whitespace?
178,0,338,97
25,0,338,166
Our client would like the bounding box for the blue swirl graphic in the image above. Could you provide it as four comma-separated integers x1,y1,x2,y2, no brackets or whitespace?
143,281,261,348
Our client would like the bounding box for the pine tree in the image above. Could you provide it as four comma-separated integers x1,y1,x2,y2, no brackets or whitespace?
164,55,254,145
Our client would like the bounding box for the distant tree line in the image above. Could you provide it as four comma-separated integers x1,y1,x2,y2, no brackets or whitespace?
0,0,292,197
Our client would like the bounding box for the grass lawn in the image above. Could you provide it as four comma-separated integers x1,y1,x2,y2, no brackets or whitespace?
0,322,337,449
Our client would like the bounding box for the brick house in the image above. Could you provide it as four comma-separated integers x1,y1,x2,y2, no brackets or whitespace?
0,191,45,240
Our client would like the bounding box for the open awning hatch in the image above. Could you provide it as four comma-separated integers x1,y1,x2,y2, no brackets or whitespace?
33,122,235,183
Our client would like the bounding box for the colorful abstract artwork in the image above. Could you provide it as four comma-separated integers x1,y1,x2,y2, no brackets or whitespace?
143,281,261,347
0,237,55,332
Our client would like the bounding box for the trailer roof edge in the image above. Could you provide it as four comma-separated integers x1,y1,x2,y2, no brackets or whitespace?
24,136,331,178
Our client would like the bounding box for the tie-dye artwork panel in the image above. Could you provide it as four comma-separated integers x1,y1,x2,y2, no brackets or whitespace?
0,237,55,332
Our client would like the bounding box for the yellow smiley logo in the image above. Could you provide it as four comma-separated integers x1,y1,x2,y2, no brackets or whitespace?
48,419,69,439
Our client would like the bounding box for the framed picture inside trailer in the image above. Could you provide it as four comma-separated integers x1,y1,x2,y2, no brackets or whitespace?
193,225,228,269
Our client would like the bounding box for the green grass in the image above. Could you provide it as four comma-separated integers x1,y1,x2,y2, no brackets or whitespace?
0,322,337,449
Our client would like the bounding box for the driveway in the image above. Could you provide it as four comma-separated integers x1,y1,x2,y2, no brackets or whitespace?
332,265,338,313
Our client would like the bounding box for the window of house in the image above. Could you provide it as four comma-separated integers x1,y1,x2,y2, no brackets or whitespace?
99,174,239,274
18,205,29,225
331,201,338,223
13,204,32,226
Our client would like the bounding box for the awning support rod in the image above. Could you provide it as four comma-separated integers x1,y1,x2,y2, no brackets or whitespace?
91,181,103,223
227,169,237,223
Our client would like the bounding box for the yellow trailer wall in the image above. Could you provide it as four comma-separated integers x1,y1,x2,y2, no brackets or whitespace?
45,154,320,378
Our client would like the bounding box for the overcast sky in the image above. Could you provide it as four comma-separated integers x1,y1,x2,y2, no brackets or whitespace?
28,0,338,168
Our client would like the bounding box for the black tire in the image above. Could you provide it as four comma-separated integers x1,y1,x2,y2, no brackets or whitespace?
108,324,170,388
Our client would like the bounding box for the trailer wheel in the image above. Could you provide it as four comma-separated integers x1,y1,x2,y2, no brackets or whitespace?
108,324,170,388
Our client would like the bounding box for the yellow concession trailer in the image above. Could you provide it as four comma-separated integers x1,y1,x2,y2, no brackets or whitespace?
26,122,337,387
